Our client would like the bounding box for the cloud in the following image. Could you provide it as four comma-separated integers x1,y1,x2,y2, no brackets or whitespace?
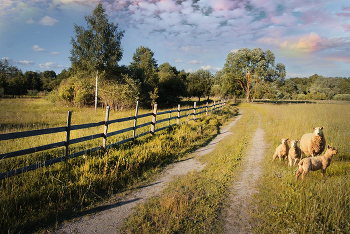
39,16,59,26
26,19,35,24
175,59,183,63
50,52,61,55
32,45,46,52
18,60,35,66
188,60,202,64
39,62,65,70
201,65,221,72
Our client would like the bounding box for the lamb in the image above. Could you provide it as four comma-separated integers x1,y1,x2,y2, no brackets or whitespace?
272,138,289,161
300,127,326,157
288,140,302,166
296,145,337,180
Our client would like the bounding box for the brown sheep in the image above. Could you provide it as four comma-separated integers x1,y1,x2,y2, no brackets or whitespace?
296,145,337,180
288,140,302,167
272,138,289,161
300,127,326,157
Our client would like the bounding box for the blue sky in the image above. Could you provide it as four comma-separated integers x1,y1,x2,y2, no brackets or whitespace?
1,0,350,78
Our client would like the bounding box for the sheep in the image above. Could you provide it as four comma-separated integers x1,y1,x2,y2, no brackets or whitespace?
272,138,289,161
288,140,302,166
300,127,326,157
296,145,337,180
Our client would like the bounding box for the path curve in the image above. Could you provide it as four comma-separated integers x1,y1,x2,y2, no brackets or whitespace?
224,114,265,234
56,112,243,234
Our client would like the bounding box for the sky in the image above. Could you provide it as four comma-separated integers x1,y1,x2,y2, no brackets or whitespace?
1,0,350,79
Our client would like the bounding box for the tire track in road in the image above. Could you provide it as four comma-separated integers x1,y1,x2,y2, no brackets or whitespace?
224,114,265,234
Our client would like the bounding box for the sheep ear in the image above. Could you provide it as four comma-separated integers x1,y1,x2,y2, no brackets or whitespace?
313,127,316,130
288,141,291,143
328,144,330,148
321,127,324,130
286,138,289,140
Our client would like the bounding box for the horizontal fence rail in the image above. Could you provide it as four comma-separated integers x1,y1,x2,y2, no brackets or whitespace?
0,100,225,180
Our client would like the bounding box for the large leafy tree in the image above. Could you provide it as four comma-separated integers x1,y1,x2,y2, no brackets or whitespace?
70,3,124,110
129,46,158,105
187,69,213,102
223,48,286,102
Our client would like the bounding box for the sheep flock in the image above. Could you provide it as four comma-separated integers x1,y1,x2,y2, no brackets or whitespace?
272,127,338,180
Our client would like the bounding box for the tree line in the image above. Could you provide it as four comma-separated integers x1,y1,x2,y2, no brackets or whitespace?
1,3,350,107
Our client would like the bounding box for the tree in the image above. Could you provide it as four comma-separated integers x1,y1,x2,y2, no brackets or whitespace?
223,48,286,102
187,69,212,102
157,63,186,104
129,46,158,105
70,3,124,110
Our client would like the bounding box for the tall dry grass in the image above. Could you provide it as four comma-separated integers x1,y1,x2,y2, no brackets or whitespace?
0,98,228,233
250,102,350,233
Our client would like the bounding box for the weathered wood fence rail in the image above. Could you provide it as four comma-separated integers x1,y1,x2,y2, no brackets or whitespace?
0,100,225,180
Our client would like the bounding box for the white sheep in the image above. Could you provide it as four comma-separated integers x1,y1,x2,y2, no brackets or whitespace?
300,127,326,157
272,138,289,161
296,145,337,180
288,140,302,166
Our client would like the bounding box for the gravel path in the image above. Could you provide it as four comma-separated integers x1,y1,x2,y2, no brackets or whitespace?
56,112,243,234
224,115,265,234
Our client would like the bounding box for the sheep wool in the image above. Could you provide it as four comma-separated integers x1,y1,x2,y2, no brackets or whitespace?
273,138,289,161
296,145,337,180
288,140,302,167
300,127,326,157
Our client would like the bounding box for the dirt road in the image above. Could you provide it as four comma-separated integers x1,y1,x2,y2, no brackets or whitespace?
56,113,244,234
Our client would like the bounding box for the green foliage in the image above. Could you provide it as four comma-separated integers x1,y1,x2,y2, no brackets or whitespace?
187,69,212,102
70,3,124,74
333,94,350,101
223,47,285,102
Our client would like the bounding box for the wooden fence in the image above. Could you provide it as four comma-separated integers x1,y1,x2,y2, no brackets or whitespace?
0,100,225,180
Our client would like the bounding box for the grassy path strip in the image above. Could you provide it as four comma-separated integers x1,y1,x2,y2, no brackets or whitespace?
56,109,243,234
224,115,265,233
121,106,260,233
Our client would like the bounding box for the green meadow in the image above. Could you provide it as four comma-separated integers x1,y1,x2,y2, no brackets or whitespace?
1,98,349,233
121,102,350,233
0,98,233,233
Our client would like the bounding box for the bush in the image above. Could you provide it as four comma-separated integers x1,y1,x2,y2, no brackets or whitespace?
333,94,350,101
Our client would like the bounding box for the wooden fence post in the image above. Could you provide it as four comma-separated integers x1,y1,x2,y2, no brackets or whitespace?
103,106,110,149
64,111,72,161
133,101,139,139
213,101,216,112
206,102,208,116
151,103,157,136
193,102,196,120
177,104,180,124
169,111,171,127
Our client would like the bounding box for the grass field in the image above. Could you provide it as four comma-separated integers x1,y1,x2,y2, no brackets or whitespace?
121,102,350,233
0,98,232,233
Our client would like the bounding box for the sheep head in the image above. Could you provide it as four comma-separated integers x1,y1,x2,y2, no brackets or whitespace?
289,140,299,148
312,127,324,136
280,138,289,144
326,144,337,156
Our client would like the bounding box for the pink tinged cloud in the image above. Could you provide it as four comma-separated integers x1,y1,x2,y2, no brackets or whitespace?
343,24,350,31
294,32,323,53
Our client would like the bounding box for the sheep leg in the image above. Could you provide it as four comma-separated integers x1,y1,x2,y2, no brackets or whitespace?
296,168,302,180
321,169,326,177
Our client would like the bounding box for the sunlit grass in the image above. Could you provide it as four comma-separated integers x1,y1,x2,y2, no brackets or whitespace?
250,103,350,233
0,98,230,233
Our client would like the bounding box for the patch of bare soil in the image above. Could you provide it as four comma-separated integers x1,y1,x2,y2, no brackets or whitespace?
224,116,265,234
55,113,243,234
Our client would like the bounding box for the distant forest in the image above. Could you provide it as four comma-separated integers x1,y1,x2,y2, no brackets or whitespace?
2,57,350,106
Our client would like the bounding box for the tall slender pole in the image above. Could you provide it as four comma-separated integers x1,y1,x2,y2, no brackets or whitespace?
177,104,180,125
151,103,157,136
95,70,98,112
